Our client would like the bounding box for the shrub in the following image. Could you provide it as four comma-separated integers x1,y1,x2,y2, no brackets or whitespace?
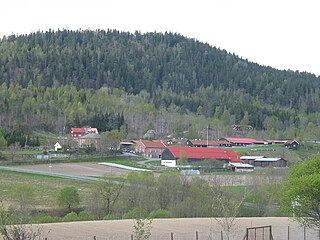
31,214,61,224
148,209,172,219
123,207,147,219
62,212,79,222
78,211,94,221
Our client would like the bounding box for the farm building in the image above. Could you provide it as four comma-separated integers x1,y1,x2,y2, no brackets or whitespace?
240,156,266,165
120,141,134,152
219,137,269,146
83,127,99,134
254,157,287,167
186,139,231,148
70,127,99,139
70,128,85,139
79,133,102,150
241,156,287,167
284,140,299,149
229,162,254,173
133,140,166,158
161,146,243,167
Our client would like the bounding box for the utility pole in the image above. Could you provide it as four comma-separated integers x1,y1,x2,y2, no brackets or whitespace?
207,125,209,147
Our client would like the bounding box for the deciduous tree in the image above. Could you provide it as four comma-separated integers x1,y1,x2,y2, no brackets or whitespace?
280,157,320,228
57,186,80,213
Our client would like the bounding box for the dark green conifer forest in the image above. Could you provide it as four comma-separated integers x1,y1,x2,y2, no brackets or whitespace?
0,29,319,140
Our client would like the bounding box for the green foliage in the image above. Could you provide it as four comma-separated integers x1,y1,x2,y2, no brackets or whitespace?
133,218,152,240
280,157,320,228
0,29,319,138
31,214,61,224
62,212,78,222
78,211,94,221
197,159,226,172
57,186,80,212
10,184,35,214
60,211,94,222
123,207,148,219
89,177,123,218
0,135,7,148
177,153,188,165
148,209,172,218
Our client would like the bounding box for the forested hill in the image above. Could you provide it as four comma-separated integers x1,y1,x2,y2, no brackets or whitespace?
0,29,320,137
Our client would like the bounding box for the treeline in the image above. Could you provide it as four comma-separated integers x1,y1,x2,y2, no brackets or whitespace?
0,83,320,143
0,29,320,139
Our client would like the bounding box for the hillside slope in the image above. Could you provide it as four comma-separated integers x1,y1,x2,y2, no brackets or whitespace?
0,29,319,136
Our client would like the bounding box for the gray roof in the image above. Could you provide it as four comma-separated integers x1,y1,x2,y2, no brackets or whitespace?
229,163,254,168
254,157,285,162
79,133,101,139
240,156,265,160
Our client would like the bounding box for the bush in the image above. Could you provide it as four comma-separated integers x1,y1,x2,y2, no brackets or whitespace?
78,211,94,221
31,214,61,224
148,209,172,219
62,212,79,222
123,207,148,219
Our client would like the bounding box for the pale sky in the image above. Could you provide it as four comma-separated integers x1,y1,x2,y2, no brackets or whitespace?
1,0,320,76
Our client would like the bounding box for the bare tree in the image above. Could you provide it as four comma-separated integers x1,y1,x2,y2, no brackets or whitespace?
211,185,247,240
90,176,123,217
0,202,49,240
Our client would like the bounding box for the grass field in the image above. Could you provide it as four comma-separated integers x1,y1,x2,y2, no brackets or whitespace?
0,169,93,209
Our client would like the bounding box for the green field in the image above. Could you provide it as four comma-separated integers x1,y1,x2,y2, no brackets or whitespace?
0,169,93,209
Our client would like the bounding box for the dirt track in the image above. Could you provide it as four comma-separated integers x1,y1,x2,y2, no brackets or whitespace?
20,217,314,240
16,162,131,177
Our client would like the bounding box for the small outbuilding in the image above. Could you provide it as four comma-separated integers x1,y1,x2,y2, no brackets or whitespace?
284,140,299,150
229,162,254,173
254,157,287,167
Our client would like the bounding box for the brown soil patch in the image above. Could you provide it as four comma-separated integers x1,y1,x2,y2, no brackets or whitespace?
11,217,308,240
16,162,131,177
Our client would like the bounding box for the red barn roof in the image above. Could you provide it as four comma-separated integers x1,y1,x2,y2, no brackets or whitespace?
167,146,243,163
70,128,85,133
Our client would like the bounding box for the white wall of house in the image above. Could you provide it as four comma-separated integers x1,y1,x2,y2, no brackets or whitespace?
54,142,62,151
161,160,176,167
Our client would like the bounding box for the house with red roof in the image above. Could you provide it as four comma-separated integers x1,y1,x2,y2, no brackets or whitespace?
70,128,85,139
133,140,167,158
